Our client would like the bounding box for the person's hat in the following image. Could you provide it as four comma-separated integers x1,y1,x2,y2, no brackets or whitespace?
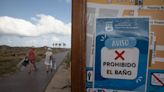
48,48,52,51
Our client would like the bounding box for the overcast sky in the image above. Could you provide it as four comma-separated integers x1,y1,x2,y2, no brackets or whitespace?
0,0,71,48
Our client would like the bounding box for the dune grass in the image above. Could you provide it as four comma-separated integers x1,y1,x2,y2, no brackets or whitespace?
63,52,71,69
0,46,50,77
0,57,19,76
0,46,68,78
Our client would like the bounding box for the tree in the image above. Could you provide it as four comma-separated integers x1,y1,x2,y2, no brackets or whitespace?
55,43,58,47
63,43,66,47
52,43,55,48
59,43,61,47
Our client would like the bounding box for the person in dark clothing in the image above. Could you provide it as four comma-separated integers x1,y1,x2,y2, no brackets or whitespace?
22,56,29,67
17,56,29,71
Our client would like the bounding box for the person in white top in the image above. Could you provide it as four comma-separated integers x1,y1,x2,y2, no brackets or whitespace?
44,48,53,73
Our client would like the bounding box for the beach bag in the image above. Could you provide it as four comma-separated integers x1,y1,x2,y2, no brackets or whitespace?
22,58,29,67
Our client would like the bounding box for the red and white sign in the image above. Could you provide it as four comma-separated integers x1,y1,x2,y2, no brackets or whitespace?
151,73,164,86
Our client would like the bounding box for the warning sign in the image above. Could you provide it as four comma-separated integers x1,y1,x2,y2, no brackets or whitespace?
94,17,149,91
101,47,139,79
151,73,164,86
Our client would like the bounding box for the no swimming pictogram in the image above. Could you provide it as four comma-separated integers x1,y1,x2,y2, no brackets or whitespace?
115,50,125,60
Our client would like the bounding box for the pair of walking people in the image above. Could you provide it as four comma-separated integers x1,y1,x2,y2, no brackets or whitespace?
17,47,56,74
44,47,56,73
28,47,56,73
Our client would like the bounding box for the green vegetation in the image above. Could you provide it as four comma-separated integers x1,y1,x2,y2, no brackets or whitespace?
63,52,71,69
0,57,19,76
